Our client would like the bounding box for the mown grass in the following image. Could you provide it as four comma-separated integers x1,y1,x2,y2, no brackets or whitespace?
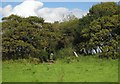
2,56,118,82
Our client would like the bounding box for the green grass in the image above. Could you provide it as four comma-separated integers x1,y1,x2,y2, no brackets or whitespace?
0,60,2,83
2,56,118,82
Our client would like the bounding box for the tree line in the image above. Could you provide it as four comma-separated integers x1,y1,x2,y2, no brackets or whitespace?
2,2,120,60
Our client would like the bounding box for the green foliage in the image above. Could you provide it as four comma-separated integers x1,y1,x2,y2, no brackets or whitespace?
2,15,46,60
75,2,120,59
27,16,44,24
2,2,120,60
89,2,119,18
2,14,79,60
57,47,74,59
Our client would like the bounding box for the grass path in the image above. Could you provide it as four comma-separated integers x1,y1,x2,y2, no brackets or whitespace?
2,56,118,82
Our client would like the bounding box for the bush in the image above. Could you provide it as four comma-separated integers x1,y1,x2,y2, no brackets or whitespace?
57,47,74,59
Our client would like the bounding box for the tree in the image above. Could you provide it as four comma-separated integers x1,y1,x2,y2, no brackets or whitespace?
75,2,120,58
89,2,119,18
77,15,120,58
2,15,44,60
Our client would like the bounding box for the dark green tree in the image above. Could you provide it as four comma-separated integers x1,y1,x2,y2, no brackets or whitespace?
2,15,44,60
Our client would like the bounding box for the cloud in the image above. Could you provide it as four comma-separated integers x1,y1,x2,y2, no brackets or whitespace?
10,0,43,17
37,7,88,23
0,5,12,16
0,0,88,23
37,7,70,22
70,8,88,18
0,8,2,15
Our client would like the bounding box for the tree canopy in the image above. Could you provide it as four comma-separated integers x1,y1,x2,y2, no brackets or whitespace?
2,2,120,60
75,2,120,58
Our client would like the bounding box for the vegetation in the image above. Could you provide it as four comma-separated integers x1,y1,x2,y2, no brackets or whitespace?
75,2,120,59
2,2,119,82
1,3,120,59
2,2,120,60
3,56,118,82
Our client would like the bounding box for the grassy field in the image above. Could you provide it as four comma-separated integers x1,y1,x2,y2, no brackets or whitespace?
2,56,118,82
